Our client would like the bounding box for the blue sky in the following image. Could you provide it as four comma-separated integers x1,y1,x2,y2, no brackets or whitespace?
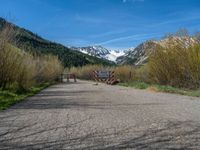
0,0,200,50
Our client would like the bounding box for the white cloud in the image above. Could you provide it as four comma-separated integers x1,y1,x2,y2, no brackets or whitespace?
147,15,200,28
122,0,145,3
96,33,160,45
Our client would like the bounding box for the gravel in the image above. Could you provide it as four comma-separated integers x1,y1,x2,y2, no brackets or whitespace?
0,80,200,150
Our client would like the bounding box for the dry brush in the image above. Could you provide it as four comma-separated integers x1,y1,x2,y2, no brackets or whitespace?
0,23,63,91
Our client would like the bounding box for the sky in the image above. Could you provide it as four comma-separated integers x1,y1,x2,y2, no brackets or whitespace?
0,0,200,50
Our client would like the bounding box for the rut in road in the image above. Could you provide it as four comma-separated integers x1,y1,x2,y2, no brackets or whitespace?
0,80,200,149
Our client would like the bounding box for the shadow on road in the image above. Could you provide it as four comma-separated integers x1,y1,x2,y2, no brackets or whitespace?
0,119,199,149
10,84,164,110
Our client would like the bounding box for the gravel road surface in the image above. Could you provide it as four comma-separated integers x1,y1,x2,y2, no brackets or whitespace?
0,80,200,150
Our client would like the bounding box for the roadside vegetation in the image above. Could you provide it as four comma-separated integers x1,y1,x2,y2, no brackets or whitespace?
119,82,200,97
0,21,63,110
0,83,49,110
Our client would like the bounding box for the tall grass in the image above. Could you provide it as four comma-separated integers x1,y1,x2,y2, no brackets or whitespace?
0,22,63,91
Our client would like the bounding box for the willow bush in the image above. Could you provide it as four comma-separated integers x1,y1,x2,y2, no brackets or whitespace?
68,65,103,80
149,44,200,89
0,23,63,91
114,65,136,82
34,55,63,83
134,65,150,83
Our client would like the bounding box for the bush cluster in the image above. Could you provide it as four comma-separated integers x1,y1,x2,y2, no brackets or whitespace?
0,24,63,91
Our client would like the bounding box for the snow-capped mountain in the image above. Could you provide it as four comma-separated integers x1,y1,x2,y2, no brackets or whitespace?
70,45,125,62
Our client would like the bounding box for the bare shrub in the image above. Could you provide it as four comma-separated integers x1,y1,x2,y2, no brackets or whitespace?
114,65,135,82
35,55,63,83
135,65,150,83
16,52,36,91
176,28,189,37
0,23,20,89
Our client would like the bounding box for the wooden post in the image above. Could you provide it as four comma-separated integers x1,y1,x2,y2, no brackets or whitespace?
129,71,132,80
60,74,63,82
67,74,70,82
74,74,77,82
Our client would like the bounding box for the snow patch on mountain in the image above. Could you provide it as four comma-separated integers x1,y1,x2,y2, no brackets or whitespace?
70,45,125,62
105,50,125,62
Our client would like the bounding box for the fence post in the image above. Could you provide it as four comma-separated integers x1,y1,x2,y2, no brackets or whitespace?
129,71,132,80
67,74,70,82
74,74,77,82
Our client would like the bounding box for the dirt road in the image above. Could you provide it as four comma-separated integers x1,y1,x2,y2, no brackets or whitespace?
0,80,200,149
